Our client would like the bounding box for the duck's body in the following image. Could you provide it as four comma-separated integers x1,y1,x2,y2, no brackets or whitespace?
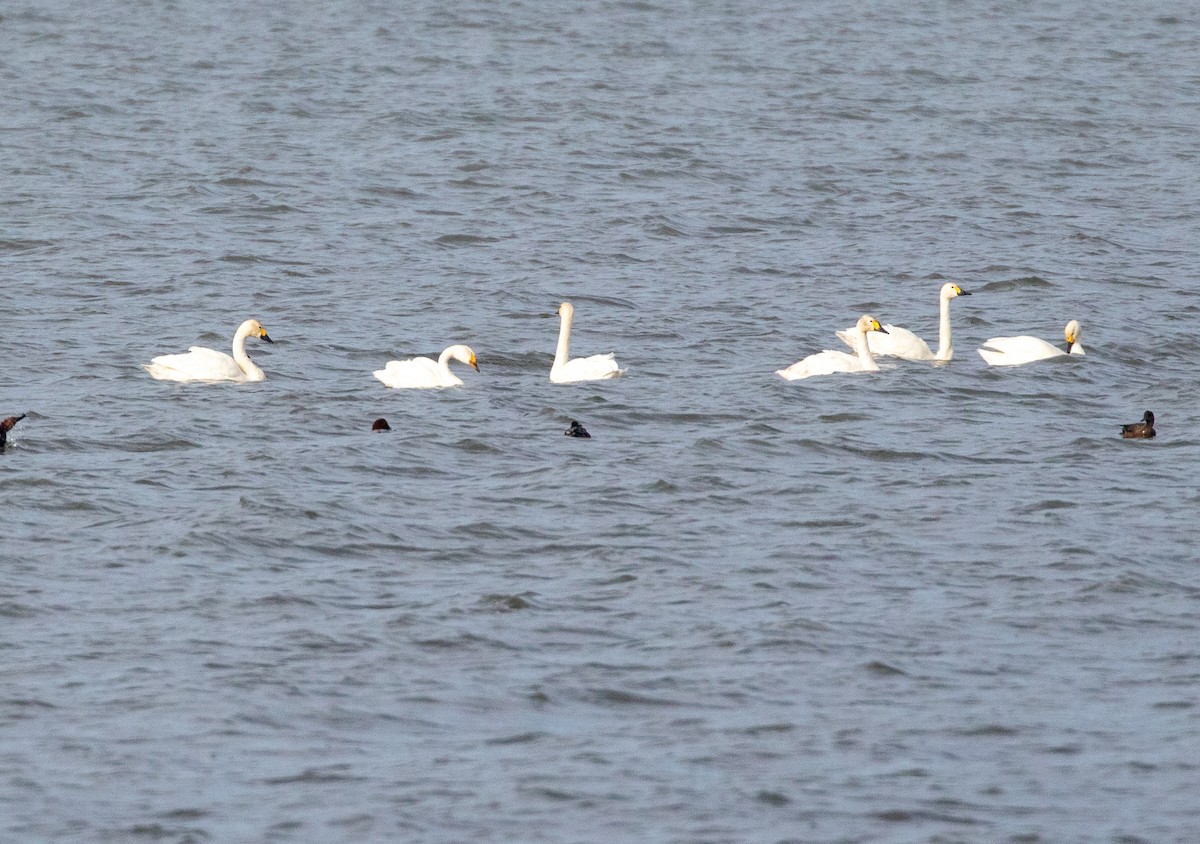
1121,410,1156,439
977,320,1084,367
550,302,624,383
838,282,970,361
777,315,888,381
0,413,25,449
565,420,591,438
144,319,273,382
374,344,478,389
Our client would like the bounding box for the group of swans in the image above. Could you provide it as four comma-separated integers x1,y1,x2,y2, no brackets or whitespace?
143,302,625,388
777,282,1084,380
139,285,1084,388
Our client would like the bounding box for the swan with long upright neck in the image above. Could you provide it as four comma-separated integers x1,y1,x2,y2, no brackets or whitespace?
837,282,970,361
550,301,624,383
374,344,478,388
777,315,888,380
143,319,273,382
977,320,1084,366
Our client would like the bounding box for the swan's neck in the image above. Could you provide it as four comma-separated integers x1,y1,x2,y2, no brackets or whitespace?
553,311,572,368
935,292,953,360
853,327,879,371
232,326,264,380
437,346,455,373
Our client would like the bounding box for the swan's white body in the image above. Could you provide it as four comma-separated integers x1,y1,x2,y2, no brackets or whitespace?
143,319,273,382
550,301,624,383
374,344,478,389
977,320,1084,367
777,315,888,381
837,282,970,361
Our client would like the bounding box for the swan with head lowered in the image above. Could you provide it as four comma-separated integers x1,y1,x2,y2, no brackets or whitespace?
777,315,888,380
374,344,478,389
143,319,273,382
977,320,1084,367
550,301,624,383
836,282,970,361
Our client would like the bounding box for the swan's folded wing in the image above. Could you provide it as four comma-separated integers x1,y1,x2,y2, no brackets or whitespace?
555,353,623,382
977,335,1066,366
776,349,860,380
865,325,933,360
373,356,449,388
145,346,242,380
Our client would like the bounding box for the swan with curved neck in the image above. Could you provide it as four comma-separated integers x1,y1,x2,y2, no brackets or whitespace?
550,301,624,383
977,320,1084,366
374,344,479,389
777,315,888,380
144,319,273,382
838,282,970,361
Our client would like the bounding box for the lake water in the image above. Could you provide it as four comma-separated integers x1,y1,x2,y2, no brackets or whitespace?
3,1,1199,841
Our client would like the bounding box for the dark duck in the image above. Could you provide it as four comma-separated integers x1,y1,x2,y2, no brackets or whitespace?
0,414,26,450
1120,410,1155,439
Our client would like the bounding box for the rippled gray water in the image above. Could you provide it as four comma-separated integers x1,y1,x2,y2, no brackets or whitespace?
4,1,1200,841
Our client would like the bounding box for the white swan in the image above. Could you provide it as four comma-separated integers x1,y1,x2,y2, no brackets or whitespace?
550,301,624,383
977,320,1084,367
143,319,273,382
836,282,970,361
777,315,888,380
373,344,478,389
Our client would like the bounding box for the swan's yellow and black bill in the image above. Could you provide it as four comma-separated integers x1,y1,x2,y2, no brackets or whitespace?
469,354,479,371
259,328,274,343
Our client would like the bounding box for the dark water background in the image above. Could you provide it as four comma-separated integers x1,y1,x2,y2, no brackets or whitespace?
3,1,1199,841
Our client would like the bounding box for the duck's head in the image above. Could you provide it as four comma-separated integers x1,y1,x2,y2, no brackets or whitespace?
372,418,391,432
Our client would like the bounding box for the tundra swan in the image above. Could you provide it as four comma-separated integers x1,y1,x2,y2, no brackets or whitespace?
374,344,478,389
837,282,970,361
777,315,888,380
143,319,273,382
977,320,1084,366
550,301,624,383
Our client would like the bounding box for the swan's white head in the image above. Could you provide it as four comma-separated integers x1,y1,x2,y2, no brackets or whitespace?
558,301,574,320
858,314,887,334
449,344,479,371
941,282,970,299
1064,320,1081,345
240,319,273,344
